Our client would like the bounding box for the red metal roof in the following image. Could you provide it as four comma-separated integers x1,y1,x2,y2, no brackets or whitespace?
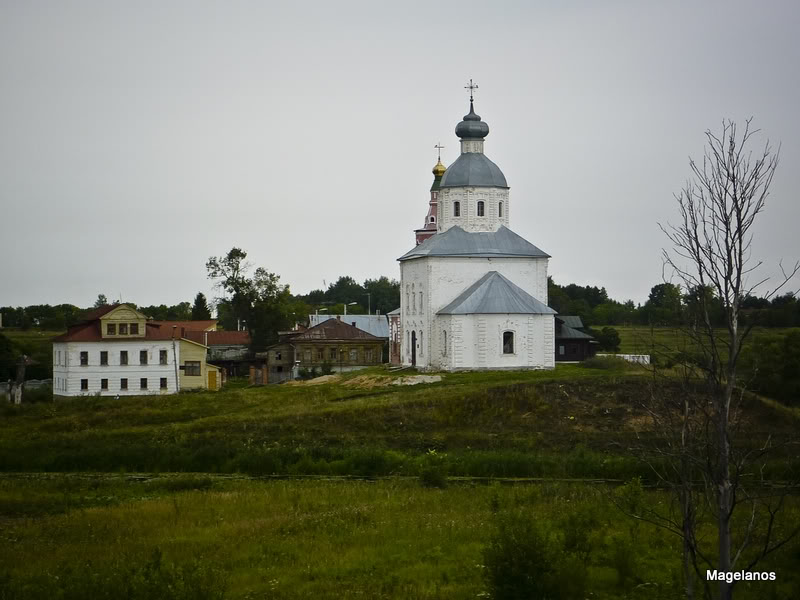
53,321,182,342
183,330,251,346
151,320,217,332
80,304,123,322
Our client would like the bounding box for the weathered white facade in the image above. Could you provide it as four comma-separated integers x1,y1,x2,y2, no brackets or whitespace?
399,98,555,371
53,340,179,396
52,304,219,396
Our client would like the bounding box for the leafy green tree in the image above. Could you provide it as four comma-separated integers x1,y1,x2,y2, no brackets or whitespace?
206,248,254,327
642,283,683,325
0,332,18,380
326,276,366,307
206,248,294,350
94,294,108,308
363,276,400,314
597,327,621,351
191,293,212,320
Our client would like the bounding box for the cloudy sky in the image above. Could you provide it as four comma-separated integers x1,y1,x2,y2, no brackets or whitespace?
2,0,798,309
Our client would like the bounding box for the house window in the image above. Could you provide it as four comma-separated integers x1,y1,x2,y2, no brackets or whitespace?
304,350,311,362
559,345,565,356
453,201,460,217
107,323,116,335
139,350,148,365
140,378,148,390
57,350,61,365
80,351,88,366
412,284,416,313
130,323,139,335
101,378,108,390
443,330,447,356
185,361,201,376
317,349,324,360
419,292,423,312
275,351,282,360
499,201,503,217
81,379,88,390
477,200,485,216
119,323,128,335
329,348,337,360
429,216,435,223
120,351,128,365
159,350,168,365
503,331,514,354
365,349,373,362
160,377,167,389
120,378,128,390
100,351,108,366
349,349,358,362
420,331,423,356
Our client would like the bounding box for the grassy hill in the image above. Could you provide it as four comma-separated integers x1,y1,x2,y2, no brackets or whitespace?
1,365,798,599
1,363,795,479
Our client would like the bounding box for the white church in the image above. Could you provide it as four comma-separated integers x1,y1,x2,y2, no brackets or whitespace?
398,89,556,370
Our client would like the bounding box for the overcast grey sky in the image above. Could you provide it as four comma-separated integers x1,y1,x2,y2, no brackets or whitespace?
2,0,798,309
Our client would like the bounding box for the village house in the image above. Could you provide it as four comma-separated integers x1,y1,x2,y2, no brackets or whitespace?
554,316,597,362
259,318,384,382
52,304,221,396
183,329,252,377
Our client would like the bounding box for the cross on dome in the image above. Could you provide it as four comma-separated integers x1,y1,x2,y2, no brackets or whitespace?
464,78,479,102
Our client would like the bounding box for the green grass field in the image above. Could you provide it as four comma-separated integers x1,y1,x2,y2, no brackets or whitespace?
610,325,800,356
2,345,799,598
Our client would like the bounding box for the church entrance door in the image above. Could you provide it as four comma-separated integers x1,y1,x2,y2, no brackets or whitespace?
411,331,417,366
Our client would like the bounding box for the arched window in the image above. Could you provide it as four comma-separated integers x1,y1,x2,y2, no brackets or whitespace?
477,201,485,216
412,283,416,313
502,331,514,354
443,330,447,356
419,291,423,312
405,285,410,314
429,216,435,223
420,330,423,356
453,201,460,217
499,201,503,217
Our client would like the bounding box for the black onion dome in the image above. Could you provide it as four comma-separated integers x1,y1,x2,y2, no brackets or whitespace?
455,101,490,139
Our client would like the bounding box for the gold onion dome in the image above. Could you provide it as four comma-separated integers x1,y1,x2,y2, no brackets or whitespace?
432,158,446,177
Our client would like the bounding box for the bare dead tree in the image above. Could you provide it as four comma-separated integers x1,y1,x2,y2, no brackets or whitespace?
654,119,800,600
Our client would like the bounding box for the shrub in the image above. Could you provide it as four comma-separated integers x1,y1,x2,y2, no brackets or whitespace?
583,356,627,370
597,327,621,351
418,449,448,488
321,362,333,375
483,512,586,599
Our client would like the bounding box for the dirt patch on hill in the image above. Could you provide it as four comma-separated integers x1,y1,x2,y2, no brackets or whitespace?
342,375,393,389
285,375,342,386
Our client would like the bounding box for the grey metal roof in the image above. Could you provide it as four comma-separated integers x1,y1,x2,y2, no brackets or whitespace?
438,271,556,315
398,225,550,261
387,308,401,315
308,314,389,338
555,323,595,340
439,152,507,188
556,315,585,329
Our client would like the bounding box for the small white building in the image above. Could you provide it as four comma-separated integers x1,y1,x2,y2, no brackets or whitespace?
52,304,220,396
398,96,555,371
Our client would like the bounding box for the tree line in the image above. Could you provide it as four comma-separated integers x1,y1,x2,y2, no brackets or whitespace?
548,279,800,328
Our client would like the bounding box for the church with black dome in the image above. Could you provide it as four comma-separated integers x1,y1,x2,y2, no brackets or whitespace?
398,84,557,370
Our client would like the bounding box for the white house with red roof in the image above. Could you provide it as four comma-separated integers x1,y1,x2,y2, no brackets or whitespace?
52,304,221,396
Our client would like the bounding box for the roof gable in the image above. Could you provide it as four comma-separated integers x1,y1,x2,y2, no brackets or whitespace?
294,318,381,341
438,271,556,315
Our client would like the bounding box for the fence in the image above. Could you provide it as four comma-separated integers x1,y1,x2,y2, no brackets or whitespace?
596,354,651,365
